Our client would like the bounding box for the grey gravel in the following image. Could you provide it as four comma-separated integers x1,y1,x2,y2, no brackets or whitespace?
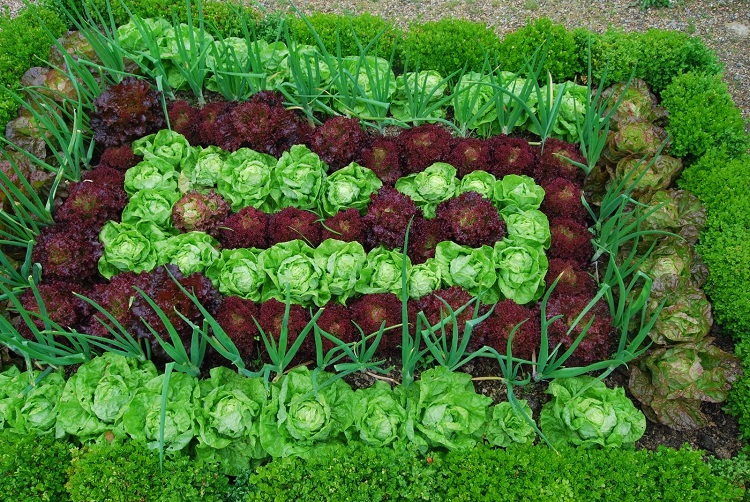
2,0,748,128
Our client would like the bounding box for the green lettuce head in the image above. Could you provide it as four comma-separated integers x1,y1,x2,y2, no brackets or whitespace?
180,145,226,191
391,70,448,122
206,247,266,301
121,371,199,453
195,367,269,475
158,231,220,276
217,148,277,212
452,71,499,137
261,240,331,307
121,189,180,229
540,376,646,449
259,367,355,458
336,56,396,116
98,221,160,278
484,401,536,448
434,242,498,302
395,162,458,218
319,162,382,217
56,353,158,442
124,158,178,196
409,260,442,299
313,239,367,304
355,246,412,296
405,366,492,451
504,209,551,249
458,170,497,201
131,129,196,170
2,369,64,436
0,366,23,431
493,239,548,304
494,174,545,214
271,145,328,211
347,381,408,447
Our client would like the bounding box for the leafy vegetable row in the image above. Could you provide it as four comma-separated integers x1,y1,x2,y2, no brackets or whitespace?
0,353,646,476
113,16,589,140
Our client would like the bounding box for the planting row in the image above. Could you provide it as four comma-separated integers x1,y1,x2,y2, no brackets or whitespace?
0,352,647,475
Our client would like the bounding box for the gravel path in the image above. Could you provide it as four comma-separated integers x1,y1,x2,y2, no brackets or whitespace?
2,0,748,127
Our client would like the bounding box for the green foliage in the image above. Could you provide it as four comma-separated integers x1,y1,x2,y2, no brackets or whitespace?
659,72,749,159
66,440,229,502
436,444,744,500
398,18,502,77
588,29,722,94
242,442,745,501
245,442,437,502
540,376,646,449
709,448,750,497
497,17,583,82
288,12,402,60
0,431,72,502
44,0,258,37
727,338,750,440
679,151,750,338
0,6,66,127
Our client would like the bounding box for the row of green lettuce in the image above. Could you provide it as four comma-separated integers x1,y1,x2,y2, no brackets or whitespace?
3,431,747,501
109,14,589,139
1,353,647,476
106,235,548,307
127,129,544,219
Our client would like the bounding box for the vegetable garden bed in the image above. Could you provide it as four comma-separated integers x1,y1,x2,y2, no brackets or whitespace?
1,0,749,499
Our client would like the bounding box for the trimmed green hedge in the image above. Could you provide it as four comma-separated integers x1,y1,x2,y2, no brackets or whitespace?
1,433,744,501
241,443,746,501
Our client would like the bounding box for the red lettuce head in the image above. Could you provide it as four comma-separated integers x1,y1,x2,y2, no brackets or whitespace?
129,265,220,349
268,207,323,247
364,187,420,249
398,124,453,174
258,298,314,362
19,281,91,336
309,116,370,170
540,177,588,221
218,206,269,249
321,208,366,244
55,167,128,229
435,191,505,248
549,217,594,265
545,293,615,367
417,286,486,352
449,137,492,177
172,189,231,236
488,135,536,178
361,137,402,186
349,293,408,355
475,299,540,361
84,271,151,337
197,102,232,146
90,77,166,148
214,92,311,155
407,215,451,264
167,99,200,145
97,145,140,171
545,258,597,298
215,296,259,363
32,223,103,284
534,137,586,184
315,303,356,354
